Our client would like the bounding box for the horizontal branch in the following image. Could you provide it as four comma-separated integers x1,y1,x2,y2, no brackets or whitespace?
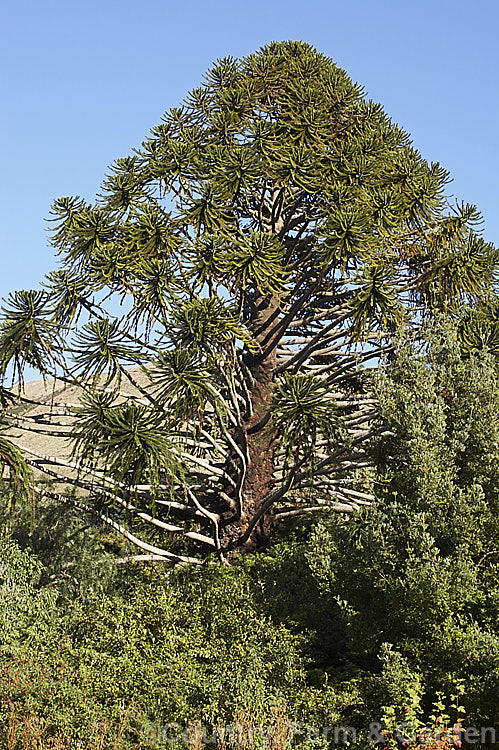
275,503,356,519
33,485,203,565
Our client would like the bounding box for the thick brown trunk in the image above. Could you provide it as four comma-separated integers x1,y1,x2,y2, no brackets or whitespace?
240,351,277,549
218,295,281,554
239,294,280,550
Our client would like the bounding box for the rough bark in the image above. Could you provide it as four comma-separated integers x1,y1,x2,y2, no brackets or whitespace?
240,354,277,549
239,294,280,549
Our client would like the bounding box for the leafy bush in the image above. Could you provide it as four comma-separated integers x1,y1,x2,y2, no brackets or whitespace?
0,533,57,646
307,320,499,730
0,544,347,748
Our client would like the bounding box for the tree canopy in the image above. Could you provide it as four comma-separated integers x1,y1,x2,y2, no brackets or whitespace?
1,40,497,562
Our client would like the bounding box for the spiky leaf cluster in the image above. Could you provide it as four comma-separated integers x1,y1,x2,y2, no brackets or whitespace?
271,373,345,466
459,303,499,357
71,392,182,489
0,291,61,384
0,434,33,513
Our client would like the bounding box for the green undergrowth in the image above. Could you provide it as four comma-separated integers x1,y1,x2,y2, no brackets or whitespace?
0,322,498,748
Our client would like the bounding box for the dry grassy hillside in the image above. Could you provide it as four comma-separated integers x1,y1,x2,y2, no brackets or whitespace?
5,371,148,491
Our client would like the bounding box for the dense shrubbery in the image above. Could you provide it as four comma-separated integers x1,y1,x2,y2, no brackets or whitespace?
0,532,347,748
0,320,498,748
308,321,499,733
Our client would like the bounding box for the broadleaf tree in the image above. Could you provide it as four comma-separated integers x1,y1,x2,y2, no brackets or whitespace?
1,41,497,562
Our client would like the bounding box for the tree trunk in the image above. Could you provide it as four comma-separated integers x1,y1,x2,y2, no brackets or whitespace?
239,294,280,549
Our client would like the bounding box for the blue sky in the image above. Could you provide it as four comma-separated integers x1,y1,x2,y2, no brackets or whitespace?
1,0,498,305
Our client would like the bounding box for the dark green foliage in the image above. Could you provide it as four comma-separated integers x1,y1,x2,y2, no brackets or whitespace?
349,264,405,336
150,348,222,419
459,301,499,356
0,505,350,747
71,393,183,489
0,435,33,514
72,318,145,385
307,320,499,728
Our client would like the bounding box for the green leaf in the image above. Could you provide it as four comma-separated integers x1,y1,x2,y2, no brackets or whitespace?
148,348,222,420
228,232,288,296
170,297,255,354
349,265,405,338
0,434,33,515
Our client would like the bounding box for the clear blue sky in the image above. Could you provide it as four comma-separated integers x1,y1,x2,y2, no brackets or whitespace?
1,0,498,305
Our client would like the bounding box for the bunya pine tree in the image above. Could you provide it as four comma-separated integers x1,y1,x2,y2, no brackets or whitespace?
1,41,497,562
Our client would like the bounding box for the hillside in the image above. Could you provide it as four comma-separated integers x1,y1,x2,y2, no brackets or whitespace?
5,371,148,491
